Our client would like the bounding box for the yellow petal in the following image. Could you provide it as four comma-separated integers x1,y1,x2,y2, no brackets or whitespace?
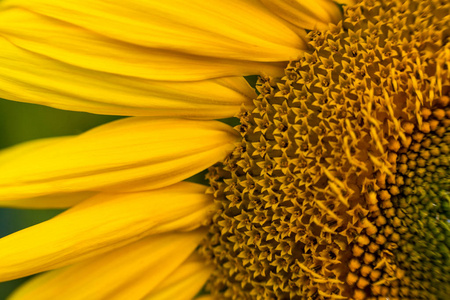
1,0,305,63
0,192,95,209
335,0,356,5
0,182,213,282
144,253,213,300
0,137,70,165
259,0,342,30
0,117,237,202
9,229,207,300
0,0,302,116
0,38,257,118
0,137,94,208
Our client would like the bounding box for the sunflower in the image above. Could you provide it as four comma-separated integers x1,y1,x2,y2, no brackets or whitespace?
0,0,449,299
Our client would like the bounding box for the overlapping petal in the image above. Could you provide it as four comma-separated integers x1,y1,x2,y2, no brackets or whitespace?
0,182,213,282
259,0,342,30
0,0,307,116
143,253,213,300
0,137,70,165
0,117,237,202
0,0,355,299
9,229,208,300
0,137,96,208
0,36,257,118
0,192,96,209
1,0,306,63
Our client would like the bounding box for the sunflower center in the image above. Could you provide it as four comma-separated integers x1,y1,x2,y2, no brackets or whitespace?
200,0,450,299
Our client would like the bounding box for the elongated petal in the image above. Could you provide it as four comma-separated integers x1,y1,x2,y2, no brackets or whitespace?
1,0,305,63
144,253,213,300
0,117,237,202
0,192,95,209
0,182,213,282
0,137,70,165
9,229,207,300
0,0,301,116
0,137,94,208
0,38,257,118
259,0,342,30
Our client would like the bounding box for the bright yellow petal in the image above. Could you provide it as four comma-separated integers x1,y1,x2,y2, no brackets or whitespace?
144,253,213,300
335,0,356,5
0,117,237,202
0,0,302,116
0,182,213,282
0,192,95,209
1,0,306,63
0,38,257,118
0,137,95,208
9,229,207,300
0,137,70,165
259,0,342,30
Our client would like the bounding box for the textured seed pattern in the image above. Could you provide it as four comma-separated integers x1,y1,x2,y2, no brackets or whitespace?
200,0,450,299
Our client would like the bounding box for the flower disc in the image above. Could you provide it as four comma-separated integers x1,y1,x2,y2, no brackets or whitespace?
201,0,450,299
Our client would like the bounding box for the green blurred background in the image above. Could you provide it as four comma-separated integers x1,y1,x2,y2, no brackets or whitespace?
0,99,120,299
